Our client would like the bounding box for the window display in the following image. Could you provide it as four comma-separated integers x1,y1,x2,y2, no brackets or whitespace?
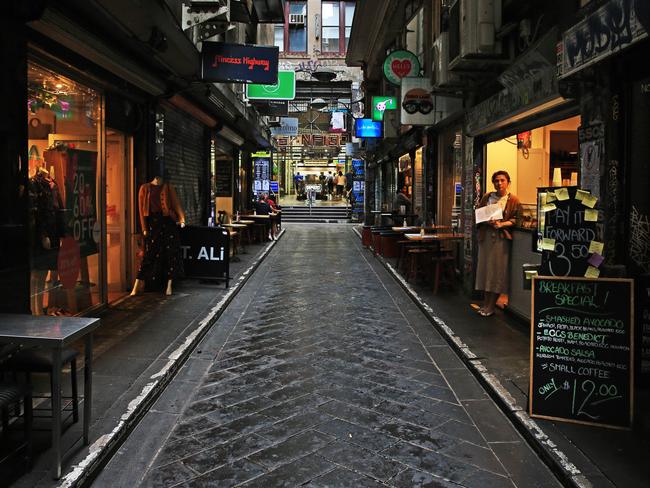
27,62,103,315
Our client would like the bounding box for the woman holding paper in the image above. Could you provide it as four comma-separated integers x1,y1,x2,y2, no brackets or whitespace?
475,171,521,317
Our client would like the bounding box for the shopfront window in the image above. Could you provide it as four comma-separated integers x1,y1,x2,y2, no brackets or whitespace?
27,62,103,315
485,115,581,229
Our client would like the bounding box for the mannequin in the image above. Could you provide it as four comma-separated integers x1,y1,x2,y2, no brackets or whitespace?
131,175,186,296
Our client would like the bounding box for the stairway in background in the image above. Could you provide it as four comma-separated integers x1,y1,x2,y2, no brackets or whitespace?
280,205,351,223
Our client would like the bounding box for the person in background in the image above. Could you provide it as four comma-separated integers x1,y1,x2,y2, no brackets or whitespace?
319,172,327,199
326,171,334,200
332,171,339,199
474,170,521,317
336,171,346,199
392,187,411,214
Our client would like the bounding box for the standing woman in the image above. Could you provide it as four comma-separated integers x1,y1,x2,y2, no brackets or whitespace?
474,170,521,316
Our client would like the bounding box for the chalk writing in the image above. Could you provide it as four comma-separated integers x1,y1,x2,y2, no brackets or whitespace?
530,277,634,428
629,206,650,272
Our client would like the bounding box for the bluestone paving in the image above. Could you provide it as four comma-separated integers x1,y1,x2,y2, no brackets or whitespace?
97,224,562,487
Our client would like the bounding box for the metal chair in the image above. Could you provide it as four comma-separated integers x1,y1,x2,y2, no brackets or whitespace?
0,343,33,466
4,347,79,425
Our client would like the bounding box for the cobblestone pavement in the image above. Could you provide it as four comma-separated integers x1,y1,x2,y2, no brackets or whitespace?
137,225,561,488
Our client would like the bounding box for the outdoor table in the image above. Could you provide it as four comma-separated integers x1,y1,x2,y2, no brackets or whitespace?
0,314,100,479
391,226,420,232
222,223,250,252
234,219,255,224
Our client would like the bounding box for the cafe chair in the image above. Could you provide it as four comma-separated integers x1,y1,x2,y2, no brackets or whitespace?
406,248,434,283
0,344,33,466
4,347,79,425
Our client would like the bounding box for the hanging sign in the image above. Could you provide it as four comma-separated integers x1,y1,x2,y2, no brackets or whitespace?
270,117,299,136
371,96,397,121
351,158,365,221
246,70,296,100
253,153,271,195
400,77,435,126
530,276,634,429
383,50,420,85
65,149,98,257
180,226,230,287
201,42,279,84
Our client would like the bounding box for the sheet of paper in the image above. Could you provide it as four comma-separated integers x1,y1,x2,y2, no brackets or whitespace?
541,238,556,251
475,203,503,224
582,194,598,208
584,208,598,222
588,240,604,255
588,252,604,268
585,266,601,278
545,192,557,203
555,188,570,201
541,203,557,213
576,189,590,201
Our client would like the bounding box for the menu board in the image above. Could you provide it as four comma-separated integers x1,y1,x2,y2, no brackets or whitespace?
214,157,232,197
537,186,600,278
530,276,634,429
253,156,270,195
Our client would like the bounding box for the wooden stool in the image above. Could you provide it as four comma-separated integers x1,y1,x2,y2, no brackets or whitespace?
396,241,418,272
406,248,432,283
432,252,456,294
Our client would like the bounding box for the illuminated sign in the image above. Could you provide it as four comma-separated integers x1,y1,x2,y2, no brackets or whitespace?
371,96,397,121
355,119,382,138
201,42,279,84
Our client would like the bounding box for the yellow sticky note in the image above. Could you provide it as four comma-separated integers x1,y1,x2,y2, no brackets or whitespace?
576,189,590,201
584,209,598,222
555,188,569,201
542,203,557,213
546,192,557,203
525,270,539,280
588,240,604,254
585,266,601,279
541,238,556,251
582,194,598,208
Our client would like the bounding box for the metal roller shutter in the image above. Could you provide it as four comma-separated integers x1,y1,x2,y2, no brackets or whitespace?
163,106,208,226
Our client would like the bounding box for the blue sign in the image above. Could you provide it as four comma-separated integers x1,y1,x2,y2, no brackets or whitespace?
270,181,279,192
201,42,279,84
354,119,382,138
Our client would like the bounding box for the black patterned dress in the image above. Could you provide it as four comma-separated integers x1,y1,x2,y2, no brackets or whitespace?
137,186,184,287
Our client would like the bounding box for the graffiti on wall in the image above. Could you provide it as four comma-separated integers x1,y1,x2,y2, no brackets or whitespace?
559,0,648,79
605,159,620,263
630,206,650,273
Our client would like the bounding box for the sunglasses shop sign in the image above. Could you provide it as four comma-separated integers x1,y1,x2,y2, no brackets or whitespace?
400,77,462,126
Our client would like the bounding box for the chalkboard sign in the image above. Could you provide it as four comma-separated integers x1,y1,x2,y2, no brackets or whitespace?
530,276,634,429
537,186,599,277
180,226,230,288
214,157,232,197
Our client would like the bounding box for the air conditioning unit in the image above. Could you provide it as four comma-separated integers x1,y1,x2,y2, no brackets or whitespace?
289,14,305,24
449,0,502,69
433,32,462,88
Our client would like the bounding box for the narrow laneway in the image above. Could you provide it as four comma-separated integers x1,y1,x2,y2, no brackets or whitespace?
99,225,561,488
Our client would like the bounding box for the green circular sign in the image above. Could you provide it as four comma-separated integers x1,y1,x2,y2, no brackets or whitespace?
383,50,420,85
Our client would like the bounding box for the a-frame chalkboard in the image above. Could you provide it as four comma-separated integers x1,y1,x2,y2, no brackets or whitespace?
530,276,634,429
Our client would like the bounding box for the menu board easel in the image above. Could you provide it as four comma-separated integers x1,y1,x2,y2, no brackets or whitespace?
530,276,634,429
